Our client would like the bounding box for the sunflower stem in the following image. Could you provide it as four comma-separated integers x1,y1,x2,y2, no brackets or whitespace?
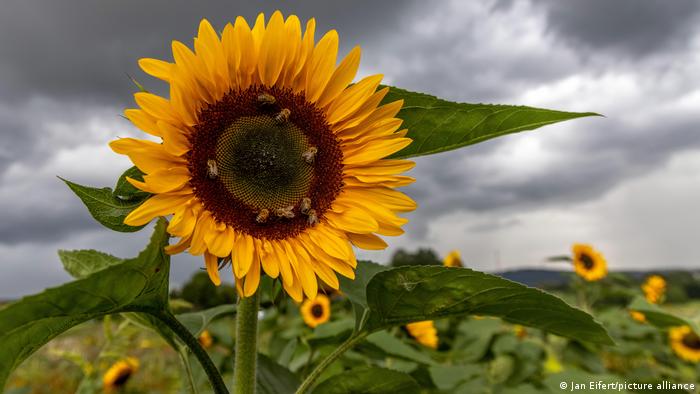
234,290,260,394
294,332,368,394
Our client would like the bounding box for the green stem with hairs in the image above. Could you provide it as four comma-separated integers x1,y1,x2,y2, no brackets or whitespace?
294,332,368,394
234,290,260,394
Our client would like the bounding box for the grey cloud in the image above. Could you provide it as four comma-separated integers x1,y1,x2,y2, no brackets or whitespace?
532,0,700,56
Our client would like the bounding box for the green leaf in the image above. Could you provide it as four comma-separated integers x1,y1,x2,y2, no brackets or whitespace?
58,249,124,278
382,86,600,159
257,353,301,394
114,166,150,201
313,367,420,394
177,304,237,336
364,330,437,365
362,265,613,345
338,260,389,331
0,220,170,390
61,166,151,233
628,297,693,329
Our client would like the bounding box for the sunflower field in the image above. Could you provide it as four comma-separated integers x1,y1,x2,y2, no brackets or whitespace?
2,11,700,394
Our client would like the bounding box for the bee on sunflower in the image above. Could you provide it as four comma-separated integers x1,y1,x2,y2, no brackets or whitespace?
669,325,700,363
405,321,438,349
571,243,607,282
300,294,331,328
103,357,139,392
641,274,666,304
443,250,463,267
111,11,415,302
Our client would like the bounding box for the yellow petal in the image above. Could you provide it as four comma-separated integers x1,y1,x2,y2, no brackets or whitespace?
127,166,190,194
138,58,173,82
257,11,287,86
168,203,197,237
259,240,280,278
317,46,361,108
345,159,415,176
165,233,192,255
343,187,417,212
124,109,161,137
327,74,383,124
282,271,303,302
205,224,235,257
110,138,186,174
279,15,302,87
291,18,316,93
336,99,403,138
233,234,254,278
271,241,293,286
324,207,379,234
189,212,214,255
158,121,191,156
134,92,181,124
243,253,261,297
347,232,388,250
304,30,338,103
308,225,350,260
204,252,222,286
333,87,390,132
343,137,412,165
124,193,189,226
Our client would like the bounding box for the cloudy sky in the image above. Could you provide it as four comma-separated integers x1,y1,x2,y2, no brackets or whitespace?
2,0,700,298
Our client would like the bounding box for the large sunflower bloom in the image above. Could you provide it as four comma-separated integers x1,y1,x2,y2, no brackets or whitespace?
103,357,139,392
571,244,607,282
110,12,415,301
669,326,700,363
642,274,666,304
300,294,331,328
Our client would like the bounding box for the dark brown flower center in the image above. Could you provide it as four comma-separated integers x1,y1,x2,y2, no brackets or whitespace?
112,369,132,387
580,253,595,270
311,303,325,318
683,332,700,350
188,86,344,240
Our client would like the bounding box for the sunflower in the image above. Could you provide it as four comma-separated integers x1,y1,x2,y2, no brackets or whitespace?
199,329,214,349
443,250,463,267
110,12,415,301
669,326,700,363
300,294,330,328
103,357,139,392
571,243,607,281
405,321,438,349
629,310,646,323
642,274,666,304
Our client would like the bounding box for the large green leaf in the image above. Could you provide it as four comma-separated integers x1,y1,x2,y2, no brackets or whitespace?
61,166,151,233
58,249,123,278
0,220,170,390
313,367,420,394
341,262,612,345
177,304,236,336
382,86,599,159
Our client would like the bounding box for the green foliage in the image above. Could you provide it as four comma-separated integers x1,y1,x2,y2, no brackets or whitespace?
313,367,420,394
58,249,123,278
173,271,237,309
0,220,170,390
341,261,613,345
382,86,600,159
390,248,442,267
628,297,692,329
61,166,151,233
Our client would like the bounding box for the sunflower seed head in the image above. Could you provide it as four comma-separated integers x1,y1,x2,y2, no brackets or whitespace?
302,147,318,164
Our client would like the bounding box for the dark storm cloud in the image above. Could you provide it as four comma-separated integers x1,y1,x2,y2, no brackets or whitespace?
0,0,418,103
532,0,700,56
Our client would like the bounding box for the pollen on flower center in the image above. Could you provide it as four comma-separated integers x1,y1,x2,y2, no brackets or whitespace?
188,85,344,240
